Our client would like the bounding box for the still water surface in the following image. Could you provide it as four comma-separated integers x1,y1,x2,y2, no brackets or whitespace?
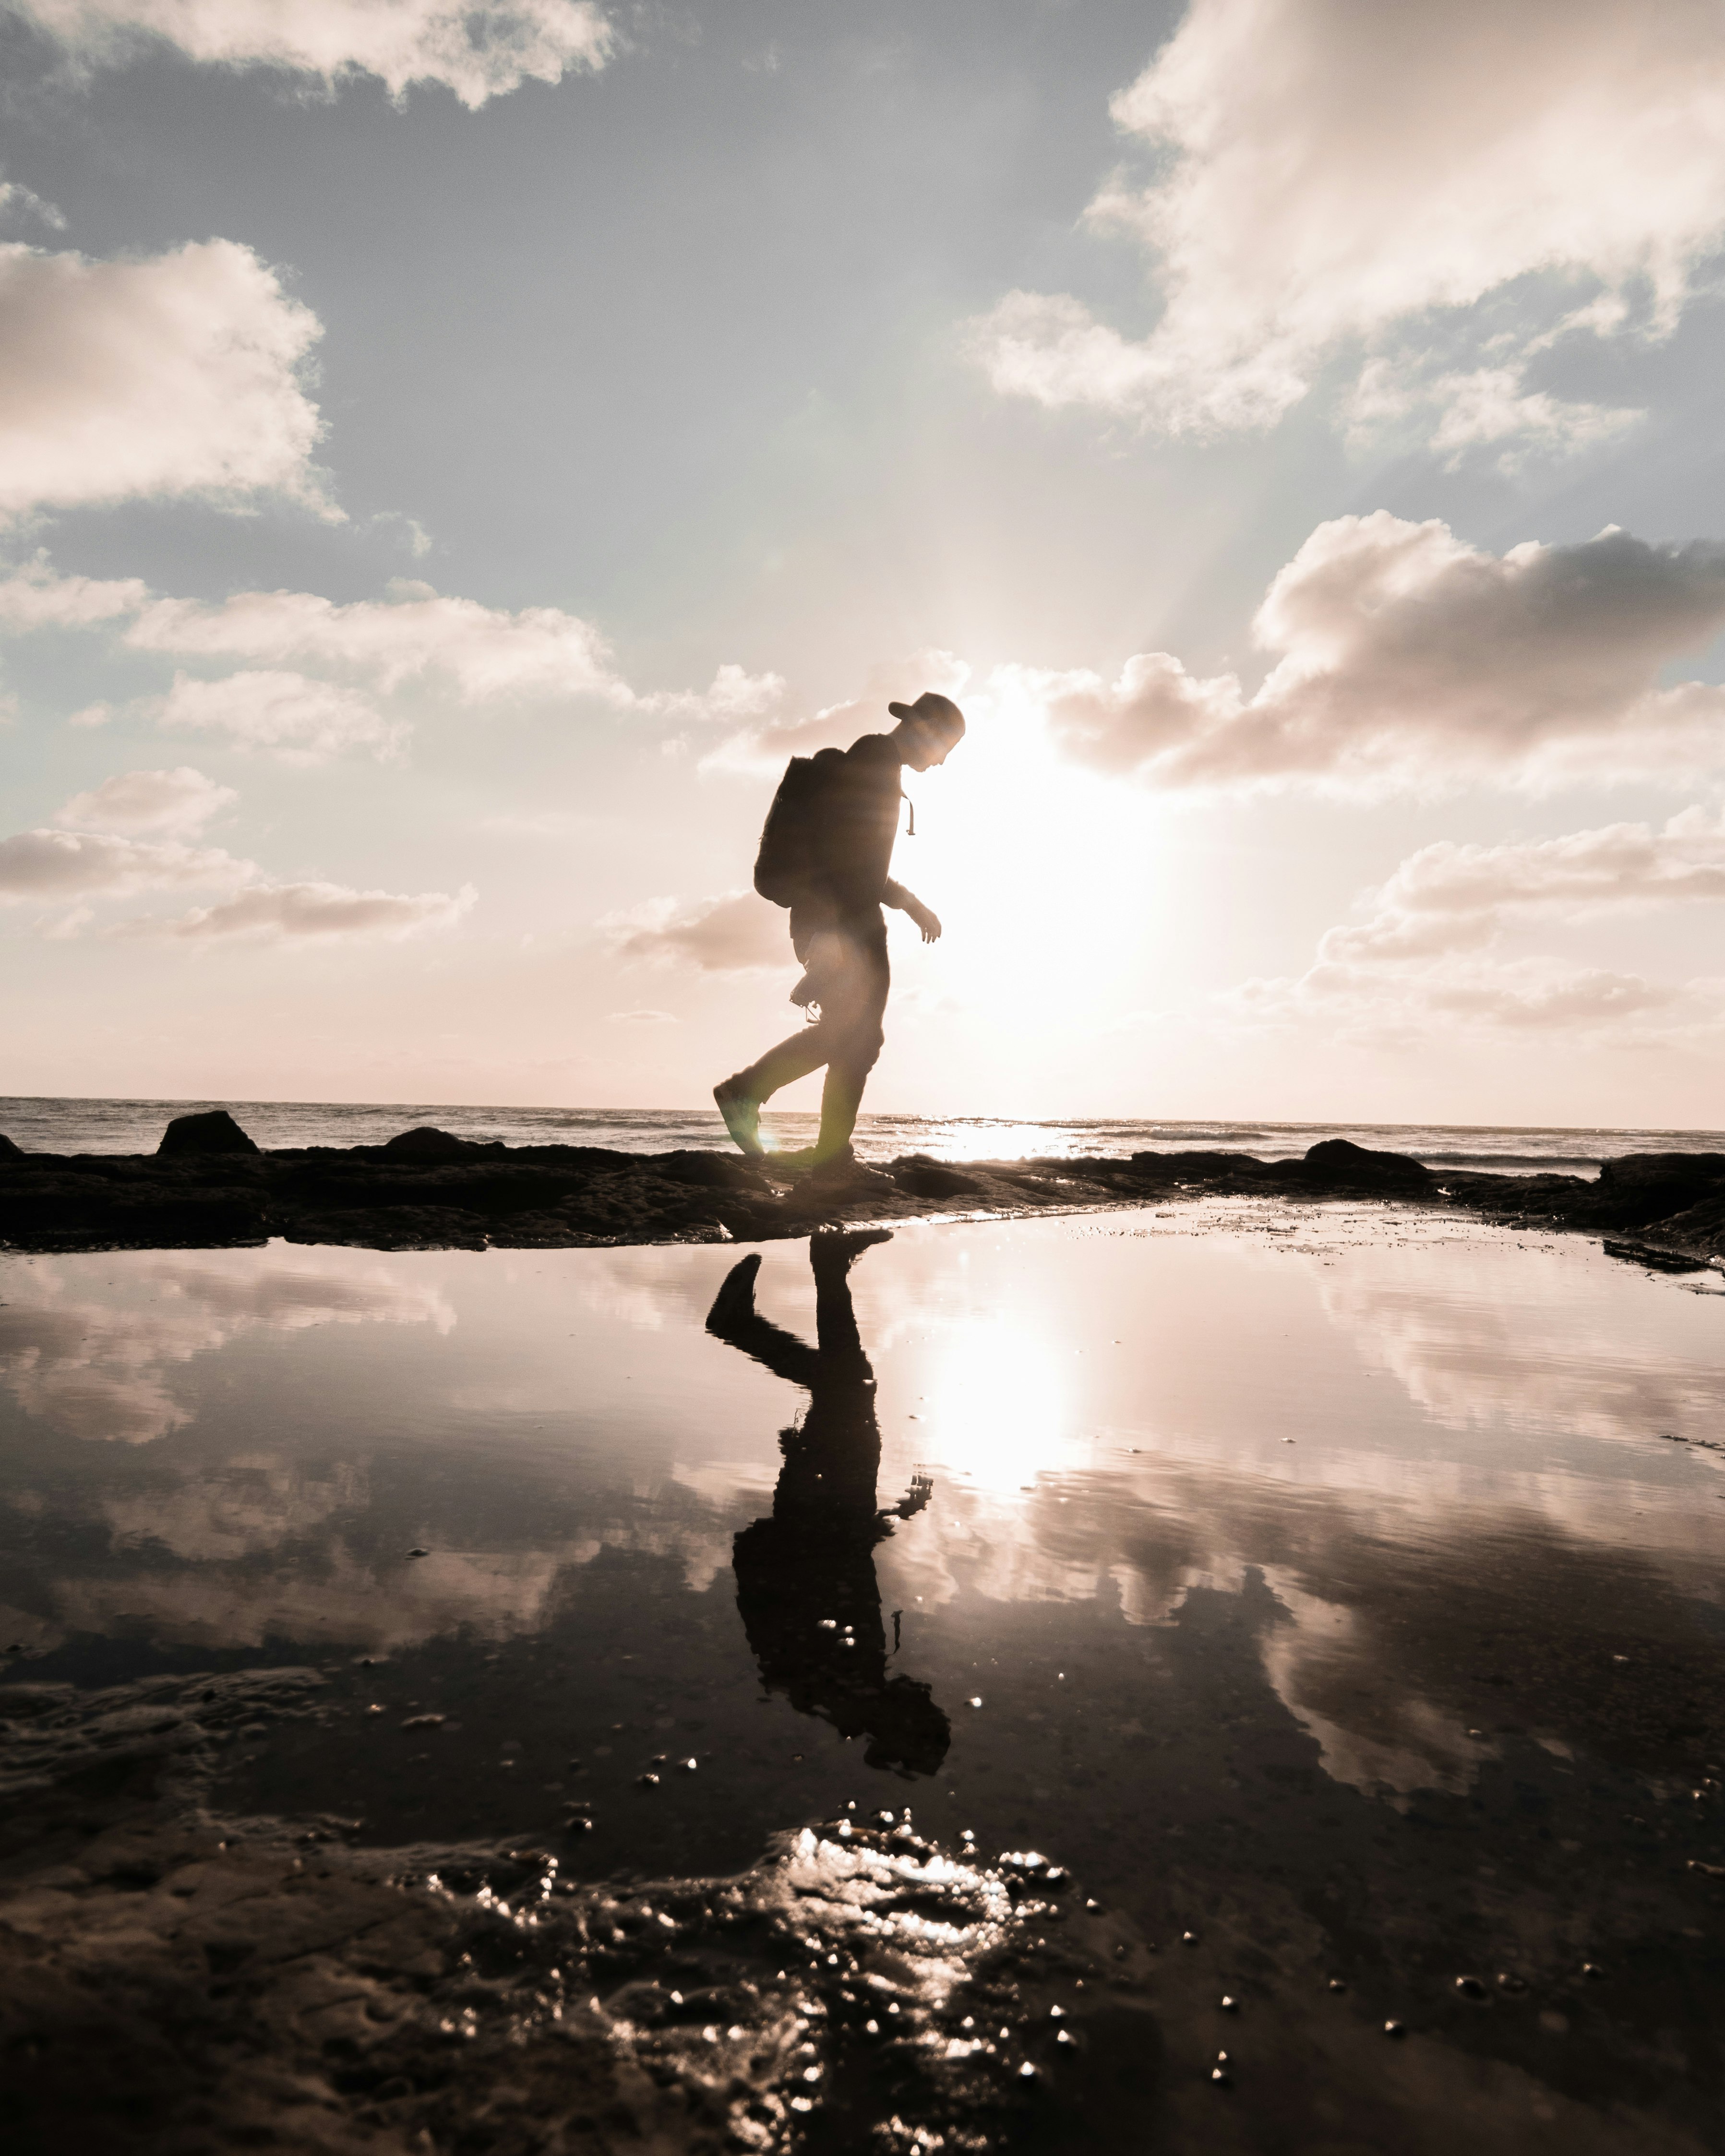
2,1202,1722,2149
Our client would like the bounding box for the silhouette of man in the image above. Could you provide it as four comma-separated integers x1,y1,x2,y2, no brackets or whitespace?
715,690,966,1182
706,1230,948,1778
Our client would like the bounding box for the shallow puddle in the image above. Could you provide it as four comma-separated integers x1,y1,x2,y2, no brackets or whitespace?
2,1202,1722,2151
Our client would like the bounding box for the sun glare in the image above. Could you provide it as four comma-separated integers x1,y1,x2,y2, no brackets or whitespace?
914,1313,1077,1494
899,680,1165,1082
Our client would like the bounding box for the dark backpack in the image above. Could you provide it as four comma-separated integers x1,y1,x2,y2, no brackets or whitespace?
753,747,846,907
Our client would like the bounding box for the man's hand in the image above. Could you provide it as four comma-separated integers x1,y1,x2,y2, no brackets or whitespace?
885,882,943,942
906,898,942,943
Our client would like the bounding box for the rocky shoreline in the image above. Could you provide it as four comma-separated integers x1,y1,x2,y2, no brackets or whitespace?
1,1108,1723,1268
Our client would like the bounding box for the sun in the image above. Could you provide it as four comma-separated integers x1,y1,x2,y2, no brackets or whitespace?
891,676,1170,1097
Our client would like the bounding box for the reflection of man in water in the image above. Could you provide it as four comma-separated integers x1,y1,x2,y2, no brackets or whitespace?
707,1229,948,1778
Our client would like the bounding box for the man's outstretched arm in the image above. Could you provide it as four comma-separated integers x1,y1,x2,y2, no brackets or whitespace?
883,879,941,943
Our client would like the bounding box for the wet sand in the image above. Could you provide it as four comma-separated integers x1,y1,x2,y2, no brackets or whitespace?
1,1203,1722,2151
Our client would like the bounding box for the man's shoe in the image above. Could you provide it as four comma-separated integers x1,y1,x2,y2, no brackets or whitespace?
768,1145,819,1170
808,1150,898,1196
713,1078,764,1157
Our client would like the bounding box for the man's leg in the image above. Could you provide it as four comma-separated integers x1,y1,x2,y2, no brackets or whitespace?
811,929,889,1163
724,1013,832,1103
715,914,830,1154
717,916,886,1163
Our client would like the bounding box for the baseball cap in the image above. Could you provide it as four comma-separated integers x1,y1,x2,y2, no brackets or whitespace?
887,690,966,741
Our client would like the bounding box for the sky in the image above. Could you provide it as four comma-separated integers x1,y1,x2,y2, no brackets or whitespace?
5,0,1725,1131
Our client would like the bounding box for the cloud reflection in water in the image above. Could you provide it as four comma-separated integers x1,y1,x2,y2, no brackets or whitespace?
2,1210,1721,1806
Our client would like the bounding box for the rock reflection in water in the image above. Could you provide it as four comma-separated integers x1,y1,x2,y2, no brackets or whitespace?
710,1229,949,1777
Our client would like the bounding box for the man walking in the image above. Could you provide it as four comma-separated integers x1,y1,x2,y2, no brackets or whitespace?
714,689,965,1180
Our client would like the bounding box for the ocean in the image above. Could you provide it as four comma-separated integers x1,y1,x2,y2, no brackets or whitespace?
4,1095,1720,1177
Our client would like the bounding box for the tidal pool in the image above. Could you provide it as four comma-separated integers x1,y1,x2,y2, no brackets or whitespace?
1,1201,1722,2152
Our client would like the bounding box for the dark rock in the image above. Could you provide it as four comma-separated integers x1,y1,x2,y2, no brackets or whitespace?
13,1129,1721,1264
1602,1240,1713,1273
653,1150,769,1192
891,1155,984,1199
0,1132,25,1161
0,1168,266,1249
280,1162,582,1216
380,1126,505,1161
1295,1138,1430,1188
979,1164,1074,1196
157,1109,260,1158
1644,1192,1725,1259
1129,1150,1269,1178
281,1207,490,1251
1586,1152,1725,1229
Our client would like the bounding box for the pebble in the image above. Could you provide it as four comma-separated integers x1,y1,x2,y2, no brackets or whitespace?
1383,2020,1406,2038
406,1547,430,1558
1454,1975,1487,1999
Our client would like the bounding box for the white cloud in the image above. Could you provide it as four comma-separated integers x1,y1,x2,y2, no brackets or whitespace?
1233,953,1690,1041
56,765,236,835
0,557,146,628
1229,807,1725,1041
1024,515,1725,793
605,1007,677,1024
973,0,1725,455
0,178,65,232
125,579,627,702
156,669,403,762
0,837,476,941
1345,360,1637,474
12,0,611,108
3,771,474,944
1342,812,1725,946
0,240,330,518
608,890,788,973
140,877,476,940
0,560,789,762
0,827,249,898
642,661,786,727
